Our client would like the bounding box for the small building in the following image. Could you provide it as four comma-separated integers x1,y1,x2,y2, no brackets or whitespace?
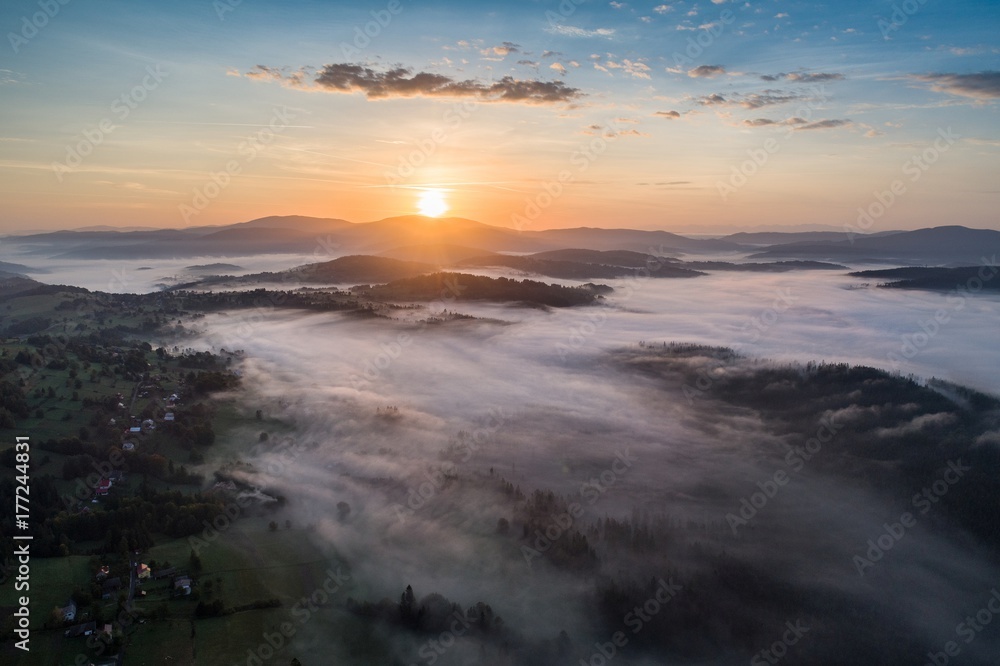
152,567,177,580
164,412,175,422
173,576,192,595
64,621,97,638
96,565,110,580
142,419,155,431
122,441,135,452
59,600,77,622
137,563,151,580
101,577,122,599
96,479,111,496
129,426,141,434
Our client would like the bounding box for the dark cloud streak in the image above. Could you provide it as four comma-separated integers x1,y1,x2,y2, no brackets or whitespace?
245,62,581,104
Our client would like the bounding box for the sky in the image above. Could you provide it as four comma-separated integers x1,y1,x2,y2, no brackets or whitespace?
0,0,998,233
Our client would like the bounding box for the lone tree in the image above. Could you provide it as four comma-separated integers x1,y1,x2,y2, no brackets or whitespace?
189,549,202,573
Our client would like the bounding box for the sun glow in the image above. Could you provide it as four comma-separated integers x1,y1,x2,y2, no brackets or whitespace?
417,189,449,217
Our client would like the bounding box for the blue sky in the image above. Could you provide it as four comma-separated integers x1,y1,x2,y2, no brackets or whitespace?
1,0,998,232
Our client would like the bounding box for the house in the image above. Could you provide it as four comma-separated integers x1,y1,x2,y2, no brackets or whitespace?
96,479,111,496
59,600,77,622
96,565,110,580
164,412,175,422
136,563,150,580
173,576,192,595
129,426,141,434
142,419,155,431
101,577,122,599
122,441,135,452
152,567,177,580
64,621,97,638
108,471,125,483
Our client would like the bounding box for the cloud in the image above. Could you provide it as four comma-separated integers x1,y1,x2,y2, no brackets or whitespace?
795,118,853,131
695,91,803,109
653,4,674,13
244,63,581,104
654,110,681,119
875,412,957,438
0,69,24,85
605,58,651,79
743,117,807,127
482,42,520,57
911,71,1000,100
761,72,845,83
546,25,616,38
550,62,567,75
688,65,726,78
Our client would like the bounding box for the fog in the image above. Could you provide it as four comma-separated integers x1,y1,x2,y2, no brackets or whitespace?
157,267,1000,664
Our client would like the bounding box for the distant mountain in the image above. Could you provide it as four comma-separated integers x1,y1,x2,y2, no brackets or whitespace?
459,253,704,280
529,249,680,266
223,215,353,233
528,227,742,254
380,244,497,265
751,226,1000,264
185,263,244,275
10,217,996,264
721,230,903,246
682,260,848,272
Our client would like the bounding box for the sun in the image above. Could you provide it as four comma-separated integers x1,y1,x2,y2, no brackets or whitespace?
417,189,449,217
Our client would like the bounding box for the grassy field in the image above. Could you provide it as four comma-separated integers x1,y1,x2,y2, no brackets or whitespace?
0,555,93,629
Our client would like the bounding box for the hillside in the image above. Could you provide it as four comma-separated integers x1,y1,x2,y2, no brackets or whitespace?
752,226,1000,264
361,272,602,307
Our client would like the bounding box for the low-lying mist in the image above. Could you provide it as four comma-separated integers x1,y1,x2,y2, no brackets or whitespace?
169,269,1000,664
